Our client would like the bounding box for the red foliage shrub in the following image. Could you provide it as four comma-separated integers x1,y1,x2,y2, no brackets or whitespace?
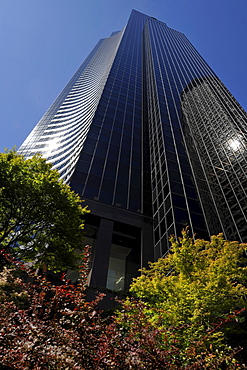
0,248,244,369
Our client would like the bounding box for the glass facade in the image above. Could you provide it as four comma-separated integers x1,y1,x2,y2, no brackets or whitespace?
18,10,247,290
182,77,247,243
70,11,147,213
19,30,123,183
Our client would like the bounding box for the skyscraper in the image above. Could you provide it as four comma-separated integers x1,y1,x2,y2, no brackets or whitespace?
19,10,247,292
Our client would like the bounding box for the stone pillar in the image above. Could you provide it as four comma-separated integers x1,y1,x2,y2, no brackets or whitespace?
89,218,113,288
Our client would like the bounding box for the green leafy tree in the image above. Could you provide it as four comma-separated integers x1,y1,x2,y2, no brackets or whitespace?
128,230,247,357
130,230,247,325
0,150,88,271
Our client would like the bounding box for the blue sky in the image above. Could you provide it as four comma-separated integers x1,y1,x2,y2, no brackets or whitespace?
0,0,246,152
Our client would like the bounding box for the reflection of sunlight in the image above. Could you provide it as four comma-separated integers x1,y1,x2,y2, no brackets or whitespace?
116,276,124,285
47,138,59,152
228,137,242,152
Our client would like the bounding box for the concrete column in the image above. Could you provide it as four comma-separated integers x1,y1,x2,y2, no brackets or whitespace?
89,218,113,288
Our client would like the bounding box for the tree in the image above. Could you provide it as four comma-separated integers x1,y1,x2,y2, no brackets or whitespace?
0,250,244,369
0,150,88,271
128,229,247,358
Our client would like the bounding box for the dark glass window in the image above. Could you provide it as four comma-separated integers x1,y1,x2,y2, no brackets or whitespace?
172,194,187,209
100,135,110,143
160,218,166,235
185,186,198,199
83,144,94,154
188,198,202,214
99,190,113,204
80,153,92,163
95,147,107,158
118,164,129,175
190,212,206,229
105,160,117,171
90,166,103,177
71,171,87,183
182,165,192,175
165,196,171,211
121,148,131,158
76,161,90,172
183,174,194,187
120,156,130,166
97,141,108,150
159,206,165,220
86,138,97,146
93,156,105,167
87,175,101,188
168,160,179,172
83,186,99,199
163,182,170,197
104,169,116,181
117,173,129,185
70,181,84,195
130,187,140,199
87,131,99,140
114,194,127,208
109,145,120,155
129,199,140,212
166,209,173,227
116,183,128,196
171,182,183,195
174,208,189,225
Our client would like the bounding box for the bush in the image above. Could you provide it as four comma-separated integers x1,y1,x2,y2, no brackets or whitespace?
0,247,245,369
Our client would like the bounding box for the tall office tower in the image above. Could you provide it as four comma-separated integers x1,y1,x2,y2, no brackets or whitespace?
19,10,247,292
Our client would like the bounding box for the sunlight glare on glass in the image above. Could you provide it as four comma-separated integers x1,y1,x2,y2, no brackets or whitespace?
228,138,241,152
47,137,59,152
